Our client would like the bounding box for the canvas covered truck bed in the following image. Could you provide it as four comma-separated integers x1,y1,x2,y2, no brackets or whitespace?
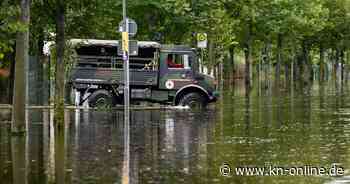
68,39,160,87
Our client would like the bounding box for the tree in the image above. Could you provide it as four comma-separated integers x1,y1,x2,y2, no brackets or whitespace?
54,0,65,124
4,0,350,109
12,0,30,134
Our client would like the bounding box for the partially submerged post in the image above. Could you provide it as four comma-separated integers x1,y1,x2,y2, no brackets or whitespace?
121,1,130,184
12,0,30,134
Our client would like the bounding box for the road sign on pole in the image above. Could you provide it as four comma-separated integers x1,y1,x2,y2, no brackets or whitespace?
122,32,129,52
197,33,207,48
121,0,130,184
118,40,138,56
118,18,138,56
119,18,137,37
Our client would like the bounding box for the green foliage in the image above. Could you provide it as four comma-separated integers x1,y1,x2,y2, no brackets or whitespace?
0,1,20,68
2,0,350,73
49,41,77,78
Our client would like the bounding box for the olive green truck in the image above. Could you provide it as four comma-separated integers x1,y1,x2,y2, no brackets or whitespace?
67,39,218,108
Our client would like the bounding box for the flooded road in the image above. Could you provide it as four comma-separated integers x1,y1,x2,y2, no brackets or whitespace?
2,81,350,184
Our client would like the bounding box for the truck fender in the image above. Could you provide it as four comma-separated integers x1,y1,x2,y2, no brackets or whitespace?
174,84,210,105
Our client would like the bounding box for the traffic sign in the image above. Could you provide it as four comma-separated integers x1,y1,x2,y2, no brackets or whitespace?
118,40,138,56
122,32,129,52
119,18,138,37
197,33,207,48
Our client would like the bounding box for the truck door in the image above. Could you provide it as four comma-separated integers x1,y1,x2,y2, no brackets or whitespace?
158,51,196,90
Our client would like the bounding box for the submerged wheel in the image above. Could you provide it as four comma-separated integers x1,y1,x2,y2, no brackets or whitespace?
178,92,207,109
88,89,114,108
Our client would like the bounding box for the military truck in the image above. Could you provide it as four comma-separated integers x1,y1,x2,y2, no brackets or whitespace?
67,39,218,108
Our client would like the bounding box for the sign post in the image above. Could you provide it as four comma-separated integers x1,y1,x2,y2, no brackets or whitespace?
120,1,138,184
197,33,207,48
121,1,129,184
197,33,207,73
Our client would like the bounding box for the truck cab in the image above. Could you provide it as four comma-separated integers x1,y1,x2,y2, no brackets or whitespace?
68,39,218,108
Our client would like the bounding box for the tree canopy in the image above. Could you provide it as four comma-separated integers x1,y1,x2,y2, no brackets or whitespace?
1,0,350,80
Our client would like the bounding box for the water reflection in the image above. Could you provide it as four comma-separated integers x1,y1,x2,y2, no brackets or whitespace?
3,82,350,183
11,136,27,184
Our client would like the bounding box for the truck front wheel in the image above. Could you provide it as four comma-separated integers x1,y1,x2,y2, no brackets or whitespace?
88,89,114,108
178,92,207,109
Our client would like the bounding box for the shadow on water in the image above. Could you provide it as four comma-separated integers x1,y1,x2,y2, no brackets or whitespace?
11,136,26,184
3,81,350,183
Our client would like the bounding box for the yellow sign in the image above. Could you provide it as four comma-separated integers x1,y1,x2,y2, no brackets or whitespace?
197,33,207,42
122,32,129,52
197,33,207,48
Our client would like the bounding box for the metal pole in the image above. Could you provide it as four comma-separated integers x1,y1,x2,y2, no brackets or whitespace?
201,49,204,74
123,0,126,20
122,0,130,184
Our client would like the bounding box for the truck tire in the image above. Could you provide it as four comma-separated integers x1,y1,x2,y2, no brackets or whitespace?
88,89,114,108
178,92,207,109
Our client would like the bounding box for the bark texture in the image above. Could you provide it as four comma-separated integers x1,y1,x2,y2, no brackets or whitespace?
12,0,31,134
54,0,65,125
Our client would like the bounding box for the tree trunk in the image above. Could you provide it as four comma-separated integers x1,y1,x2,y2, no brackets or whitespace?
208,40,213,67
341,49,345,82
8,51,15,104
346,51,350,83
334,48,339,81
285,61,289,85
214,64,218,81
301,40,311,83
12,0,30,134
319,44,325,82
54,0,65,125
244,47,251,87
229,46,235,81
291,53,295,88
276,34,283,82
244,21,253,88
262,40,271,89
220,59,224,91
37,28,45,105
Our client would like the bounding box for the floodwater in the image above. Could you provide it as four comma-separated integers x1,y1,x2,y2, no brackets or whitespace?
2,81,350,184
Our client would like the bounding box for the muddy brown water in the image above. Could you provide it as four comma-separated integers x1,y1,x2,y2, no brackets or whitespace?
1,82,350,184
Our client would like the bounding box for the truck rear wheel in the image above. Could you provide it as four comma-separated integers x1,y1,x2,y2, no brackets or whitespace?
88,89,114,108
178,92,207,109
